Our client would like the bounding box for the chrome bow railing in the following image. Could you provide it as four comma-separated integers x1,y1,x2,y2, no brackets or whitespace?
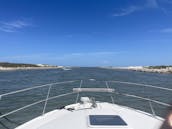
0,80,77,119
0,80,172,129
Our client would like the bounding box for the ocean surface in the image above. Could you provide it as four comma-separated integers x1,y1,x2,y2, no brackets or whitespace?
0,67,172,129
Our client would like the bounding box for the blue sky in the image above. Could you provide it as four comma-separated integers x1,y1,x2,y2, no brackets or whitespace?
0,0,172,66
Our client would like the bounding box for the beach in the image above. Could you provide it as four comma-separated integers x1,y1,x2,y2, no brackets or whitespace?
0,66,61,71
123,66,172,73
101,66,172,74
1,65,172,74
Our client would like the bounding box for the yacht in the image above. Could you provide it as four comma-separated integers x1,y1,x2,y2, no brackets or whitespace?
0,80,171,129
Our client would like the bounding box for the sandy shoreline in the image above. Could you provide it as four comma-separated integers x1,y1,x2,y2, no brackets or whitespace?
1,66,172,74
0,66,60,71
124,66,172,73
101,66,172,74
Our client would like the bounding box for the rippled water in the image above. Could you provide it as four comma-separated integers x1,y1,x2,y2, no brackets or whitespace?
0,67,172,129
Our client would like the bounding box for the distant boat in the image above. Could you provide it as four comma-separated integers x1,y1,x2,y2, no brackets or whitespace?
89,78,96,81
0,80,171,129
62,67,72,71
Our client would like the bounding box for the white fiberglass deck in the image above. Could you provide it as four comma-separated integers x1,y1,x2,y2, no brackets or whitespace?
15,102,163,129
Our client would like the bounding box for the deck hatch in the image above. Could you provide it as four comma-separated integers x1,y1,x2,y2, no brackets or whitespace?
89,115,127,126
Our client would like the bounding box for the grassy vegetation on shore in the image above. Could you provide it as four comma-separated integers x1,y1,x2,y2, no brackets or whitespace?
148,65,172,69
0,62,39,67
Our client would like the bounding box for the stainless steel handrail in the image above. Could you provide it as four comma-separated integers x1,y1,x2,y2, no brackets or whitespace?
109,80,172,117
0,80,172,123
0,92,75,119
106,81,115,104
109,80,172,91
0,80,78,119
0,80,77,99
75,80,83,103
42,84,52,115
73,88,115,93
115,92,171,107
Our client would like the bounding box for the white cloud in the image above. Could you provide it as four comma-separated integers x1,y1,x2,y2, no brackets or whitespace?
70,53,83,56
70,51,125,56
113,6,140,17
0,51,126,65
160,28,172,33
0,27,16,33
102,60,110,64
146,0,159,8
66,35,73,38
53,51,126,61
0,20,31,32
112,0,161,17
0,53,53,61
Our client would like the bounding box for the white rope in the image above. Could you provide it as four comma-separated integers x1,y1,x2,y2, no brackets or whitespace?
109,80,172,92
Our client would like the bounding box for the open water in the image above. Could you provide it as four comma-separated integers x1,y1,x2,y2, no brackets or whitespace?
0,67,172,129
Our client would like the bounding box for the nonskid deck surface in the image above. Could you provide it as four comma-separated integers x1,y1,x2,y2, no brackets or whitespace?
15,102,163,129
